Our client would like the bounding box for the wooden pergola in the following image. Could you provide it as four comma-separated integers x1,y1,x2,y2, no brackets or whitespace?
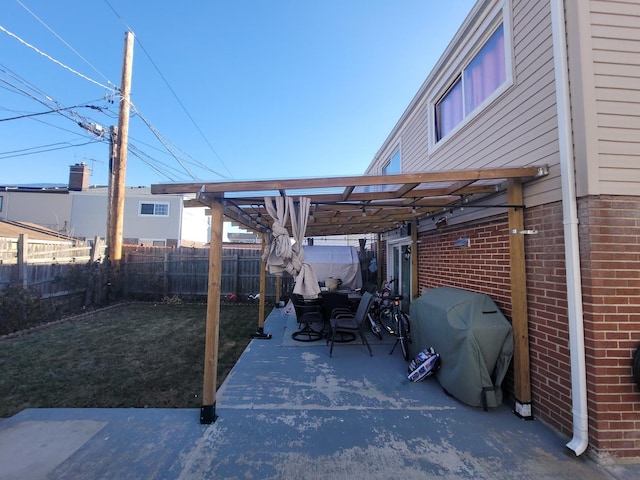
151,165,547,423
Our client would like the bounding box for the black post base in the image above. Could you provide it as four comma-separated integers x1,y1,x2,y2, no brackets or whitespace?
200,403,218,424
250,327,272,340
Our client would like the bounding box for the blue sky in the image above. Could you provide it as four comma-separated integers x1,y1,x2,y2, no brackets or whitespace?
1,0,477,188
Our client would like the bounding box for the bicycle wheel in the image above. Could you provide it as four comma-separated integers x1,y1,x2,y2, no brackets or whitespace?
397,312,410,361
379,307,395,335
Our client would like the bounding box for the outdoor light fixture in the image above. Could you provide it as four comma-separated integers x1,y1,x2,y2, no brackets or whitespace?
454,237,470,248
403,245,411,261
361,206,367,217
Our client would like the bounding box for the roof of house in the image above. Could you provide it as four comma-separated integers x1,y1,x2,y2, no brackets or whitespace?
0,219,76,242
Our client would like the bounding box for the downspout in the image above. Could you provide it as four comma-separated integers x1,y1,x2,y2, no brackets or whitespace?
549,0,589,456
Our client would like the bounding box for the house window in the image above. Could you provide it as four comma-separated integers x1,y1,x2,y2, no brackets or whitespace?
139,202,169,216
383,150,401,175
0,195,3,212
435,23,505,142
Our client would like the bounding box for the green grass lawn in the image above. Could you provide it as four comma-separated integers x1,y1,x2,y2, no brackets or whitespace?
0,302,264,418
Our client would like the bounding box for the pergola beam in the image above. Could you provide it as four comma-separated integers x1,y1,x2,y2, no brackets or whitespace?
151,166,544,195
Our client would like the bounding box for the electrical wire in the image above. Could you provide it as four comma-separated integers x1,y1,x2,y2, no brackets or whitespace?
14,0,117,90
0,104,102,122
1,9,224,183
104,0,232,178
0,24,117,93
0,139,102,159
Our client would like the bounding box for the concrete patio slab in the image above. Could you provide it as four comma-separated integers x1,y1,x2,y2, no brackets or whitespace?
1,306,638,479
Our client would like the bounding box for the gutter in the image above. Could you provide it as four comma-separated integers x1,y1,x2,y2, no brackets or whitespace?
549,0,589,456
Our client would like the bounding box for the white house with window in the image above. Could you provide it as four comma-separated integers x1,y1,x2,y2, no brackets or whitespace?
1,185,209,247
68,186,208,247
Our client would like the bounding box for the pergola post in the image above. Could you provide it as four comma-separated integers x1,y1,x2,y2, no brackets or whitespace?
507,178,533,419
251,233,272,339
376,233,383,288
275,275,281,304
201,198,223,424
411,220,419,300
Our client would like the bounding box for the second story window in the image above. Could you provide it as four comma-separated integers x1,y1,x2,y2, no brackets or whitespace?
435,23,506,142
139,202,169,216
383,150,401,175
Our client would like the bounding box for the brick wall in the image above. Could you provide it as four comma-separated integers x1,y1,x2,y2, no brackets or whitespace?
418,215,513,315
416,196,640,460
524,202,574,437
578,196,640,460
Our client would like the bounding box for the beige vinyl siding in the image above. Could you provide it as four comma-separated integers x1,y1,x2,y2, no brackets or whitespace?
400,104,430,172
590,0,640,195
427,0,560,207
366,0,562,208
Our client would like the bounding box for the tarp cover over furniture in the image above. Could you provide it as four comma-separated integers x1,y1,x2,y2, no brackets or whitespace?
303,245,362,290
409,286,513,409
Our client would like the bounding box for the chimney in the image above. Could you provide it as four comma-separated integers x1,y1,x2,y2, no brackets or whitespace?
69,163,90,191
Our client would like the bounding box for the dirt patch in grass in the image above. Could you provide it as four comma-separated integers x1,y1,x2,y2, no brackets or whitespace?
0,302,263,418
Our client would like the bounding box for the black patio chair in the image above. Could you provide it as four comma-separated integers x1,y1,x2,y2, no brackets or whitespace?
290,294,324,342
321,290,355,342
328,291,375,357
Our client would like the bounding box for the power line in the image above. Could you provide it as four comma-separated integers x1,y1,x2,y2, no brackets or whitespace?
14,0,117,90
0,104,102,122
0,139,102,159
1,8,225,183
0,23,117,93
104,0,232,178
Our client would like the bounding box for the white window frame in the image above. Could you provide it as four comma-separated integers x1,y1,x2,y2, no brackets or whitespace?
139,201,170,217
386,236,412,308
428,0,513,152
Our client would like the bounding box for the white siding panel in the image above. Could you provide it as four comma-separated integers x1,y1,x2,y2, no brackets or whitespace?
592,49,640,66
592,24,640,42
594,62,640,79
599,139,640,155
590,0,640,195
591,0,640,16
597,100,640,117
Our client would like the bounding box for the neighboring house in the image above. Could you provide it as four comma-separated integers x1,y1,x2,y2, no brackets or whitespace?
0,219,78,244
364,0,640,463
0,163,210,247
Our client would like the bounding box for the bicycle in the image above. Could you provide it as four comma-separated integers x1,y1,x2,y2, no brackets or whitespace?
365,280,393,340
378,293,411,361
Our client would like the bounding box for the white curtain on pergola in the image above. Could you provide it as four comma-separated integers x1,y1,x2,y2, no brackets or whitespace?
262,196,290,275
262,196,320,298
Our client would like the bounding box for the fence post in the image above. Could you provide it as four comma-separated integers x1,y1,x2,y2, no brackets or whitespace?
90,236,102,262
163,252,169,297
17,234,28,287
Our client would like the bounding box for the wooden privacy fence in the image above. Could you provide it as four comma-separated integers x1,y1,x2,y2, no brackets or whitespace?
0,234,106,296
122,245,294,301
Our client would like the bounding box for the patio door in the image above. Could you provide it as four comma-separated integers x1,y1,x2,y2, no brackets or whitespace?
388,241,411,313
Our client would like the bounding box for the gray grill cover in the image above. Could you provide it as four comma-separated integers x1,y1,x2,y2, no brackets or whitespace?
409,286,513,408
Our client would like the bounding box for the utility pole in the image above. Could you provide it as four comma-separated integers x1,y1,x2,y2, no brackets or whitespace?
107,125,118,251
108,31,134,263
